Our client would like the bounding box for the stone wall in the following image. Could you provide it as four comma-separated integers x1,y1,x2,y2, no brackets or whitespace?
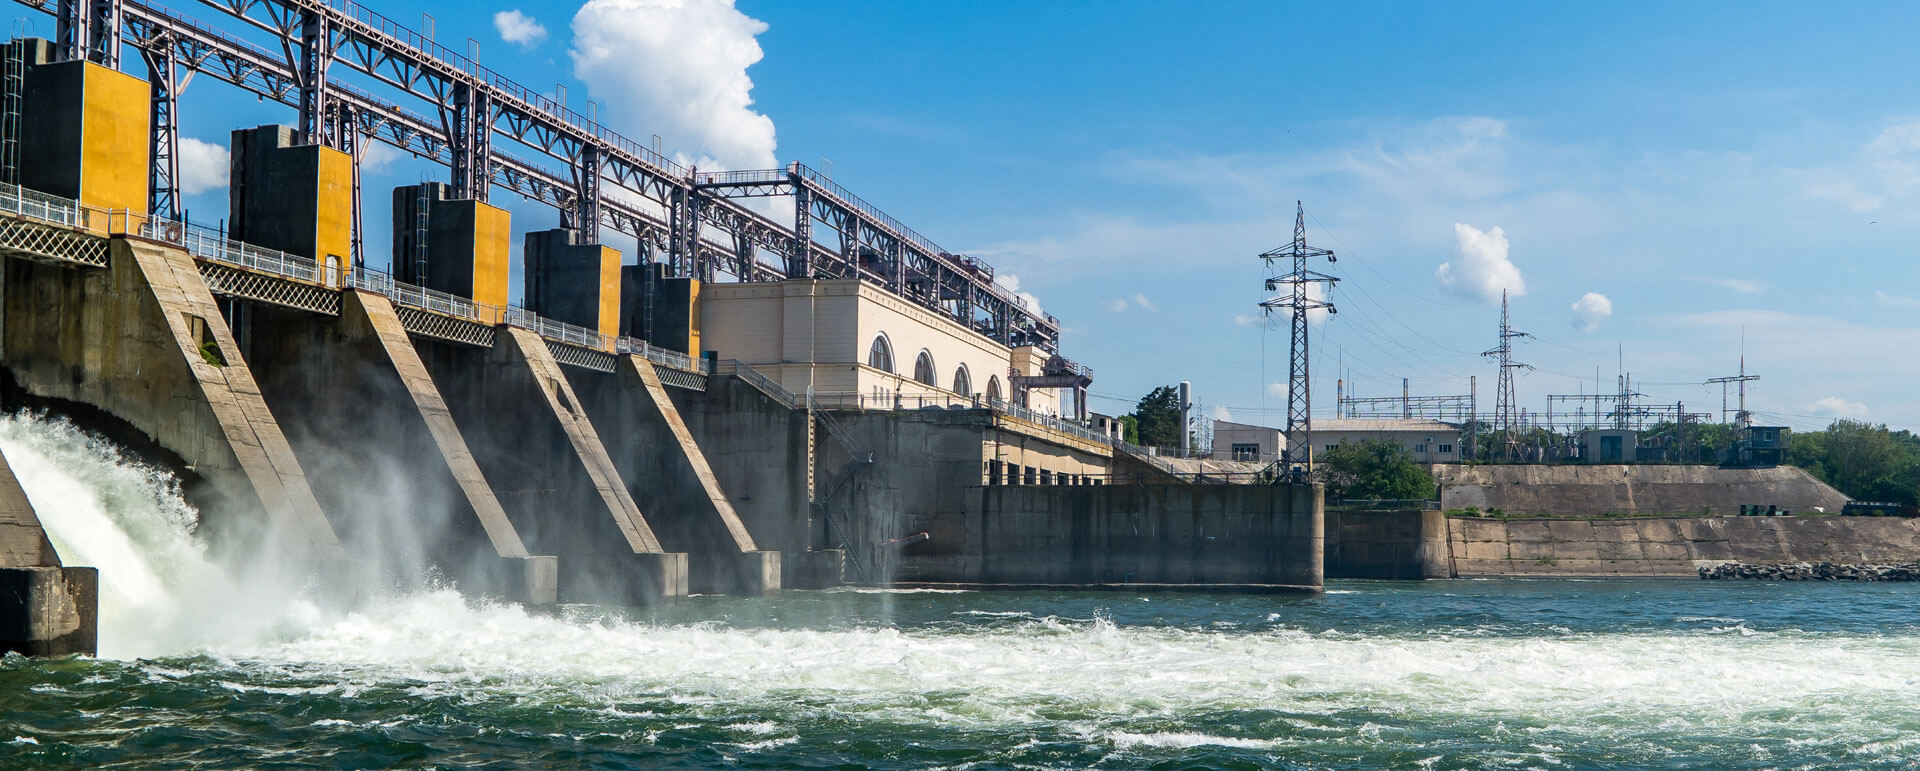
896,483,1322,590
1433,464,1849,517
1447,515,1920,577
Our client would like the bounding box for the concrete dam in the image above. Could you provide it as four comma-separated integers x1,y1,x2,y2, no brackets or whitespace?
0,1,1323,656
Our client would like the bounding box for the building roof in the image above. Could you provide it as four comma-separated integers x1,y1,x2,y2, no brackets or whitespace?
1313,418,1465,433
1213,419,1282,432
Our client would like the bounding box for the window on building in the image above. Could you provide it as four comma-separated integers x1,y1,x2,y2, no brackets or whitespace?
913,350,937,386
1415,443,1429,453
986,375,1002,403
1231,443,1261,461
867,334,894,372
953,364,972,396
1438,443,1453,454
1326,444,1337,453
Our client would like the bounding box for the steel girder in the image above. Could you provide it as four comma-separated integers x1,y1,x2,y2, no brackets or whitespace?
23,0,1058,352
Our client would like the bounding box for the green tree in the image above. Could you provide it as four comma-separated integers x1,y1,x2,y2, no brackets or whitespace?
1119,415,1140,444
1319,439,1437,503
1787,420,1920,504
1129,386,1184,447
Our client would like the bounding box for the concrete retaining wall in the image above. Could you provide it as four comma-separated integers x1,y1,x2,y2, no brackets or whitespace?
1434,464,1849,517
1448,515,1920,577
897,483,1322,590
1325,510,1450,579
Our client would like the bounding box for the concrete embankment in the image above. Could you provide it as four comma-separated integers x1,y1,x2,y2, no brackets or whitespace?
898,483,1323,592
1433,464,1849,517
1450,515,1920,577
1322,511,1920,579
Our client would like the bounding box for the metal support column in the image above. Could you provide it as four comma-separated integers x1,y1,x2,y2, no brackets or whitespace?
790,173,812,277
570,144,601,241
141,41,182,218
449,82,491,202
297,10,329,143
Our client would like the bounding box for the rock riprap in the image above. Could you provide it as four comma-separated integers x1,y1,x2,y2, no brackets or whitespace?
1699,562,1920,581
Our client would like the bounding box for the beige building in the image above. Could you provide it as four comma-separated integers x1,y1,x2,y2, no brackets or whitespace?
1211,420,1285,462
699,278,1063,414
1311,418,1469,463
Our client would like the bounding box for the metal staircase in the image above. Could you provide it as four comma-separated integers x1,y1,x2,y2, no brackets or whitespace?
809,391,874,582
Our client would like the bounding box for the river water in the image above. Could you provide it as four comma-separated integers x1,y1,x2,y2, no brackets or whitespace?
5,412,1920,769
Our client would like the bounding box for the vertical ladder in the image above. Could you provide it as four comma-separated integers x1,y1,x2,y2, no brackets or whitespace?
0,41,24,185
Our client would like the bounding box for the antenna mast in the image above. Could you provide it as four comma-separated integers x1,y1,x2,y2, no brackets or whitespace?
1260,201,1338,479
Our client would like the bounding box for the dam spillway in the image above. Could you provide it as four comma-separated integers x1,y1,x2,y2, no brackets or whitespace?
0,0,1325,656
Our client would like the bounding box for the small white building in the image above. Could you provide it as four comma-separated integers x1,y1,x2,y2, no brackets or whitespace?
1211,420,1285,462
1311,419,1469,463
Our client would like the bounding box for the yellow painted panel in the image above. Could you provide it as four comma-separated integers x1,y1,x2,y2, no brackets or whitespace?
313,146,354,285
597,245,622,347
76,62,150,217
686,278,702,356
470,200,512,322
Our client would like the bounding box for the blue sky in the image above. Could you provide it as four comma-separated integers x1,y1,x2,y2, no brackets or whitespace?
17,0,1920,431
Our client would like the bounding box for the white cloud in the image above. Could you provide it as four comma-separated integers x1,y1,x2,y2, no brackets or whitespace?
493,10,548,48
1105,293,1158,313
1875,290,1920,309
361,142,402,172
1103,298,1129,312
1436,223,1525,303
1570,292,1612,332
1803,119,1920,212
570,0,777,172
1266,382,1288,398
996,272,1043,314
1131,293,1157,312
1233,313,1266,326
178,137,229,195
1683,276,1765,295
1210,404,1233,422
1809,396,1869,419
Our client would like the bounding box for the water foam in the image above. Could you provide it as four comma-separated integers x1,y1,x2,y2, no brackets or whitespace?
0,413,314,658
10,410,1920,764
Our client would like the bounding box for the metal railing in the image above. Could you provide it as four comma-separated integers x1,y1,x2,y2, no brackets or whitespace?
0,181,82,226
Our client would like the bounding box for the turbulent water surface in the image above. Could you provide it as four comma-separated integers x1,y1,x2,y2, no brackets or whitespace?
6,413,1920,768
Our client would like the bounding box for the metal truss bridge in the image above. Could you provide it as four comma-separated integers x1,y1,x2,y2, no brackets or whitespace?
0,181,712,389
14,0,1059,353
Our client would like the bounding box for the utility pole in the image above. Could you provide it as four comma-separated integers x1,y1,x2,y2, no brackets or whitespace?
1480,290,1531,460
1706,355,1760,428
1260,201,1338,480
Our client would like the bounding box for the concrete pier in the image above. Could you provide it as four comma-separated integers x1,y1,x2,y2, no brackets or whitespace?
570,354,779,595
237,290,558,605
418,326,687,604
1,237,343,558
0,444,97,656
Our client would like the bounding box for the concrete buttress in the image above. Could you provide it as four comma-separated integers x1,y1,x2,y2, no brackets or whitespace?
0,443,98,656
415,327,686,604
236,291,558,605
569,355,779,595
0,238,342,560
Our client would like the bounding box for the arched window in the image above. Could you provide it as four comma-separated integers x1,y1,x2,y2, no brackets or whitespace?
913,350,937,386
986,375,1002,403
867,334,894,372
952,365,972,396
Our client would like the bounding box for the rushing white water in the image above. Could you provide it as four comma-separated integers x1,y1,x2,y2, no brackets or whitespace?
7,410,1920,766
0,412,318,658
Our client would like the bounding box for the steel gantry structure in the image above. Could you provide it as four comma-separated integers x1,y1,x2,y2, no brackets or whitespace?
16,0,1060,352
